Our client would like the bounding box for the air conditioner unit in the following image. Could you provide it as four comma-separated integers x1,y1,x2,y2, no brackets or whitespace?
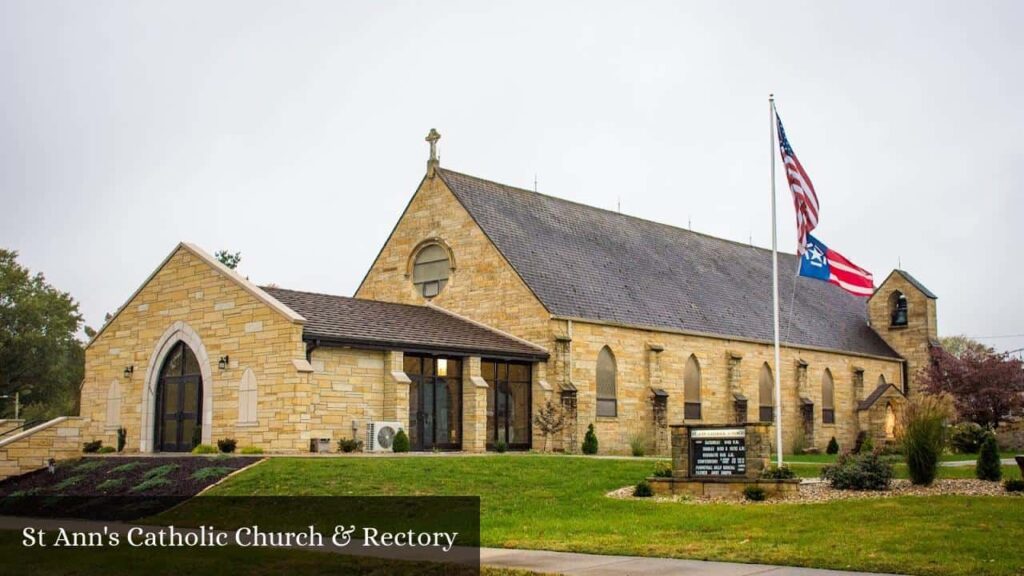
366,421,404,452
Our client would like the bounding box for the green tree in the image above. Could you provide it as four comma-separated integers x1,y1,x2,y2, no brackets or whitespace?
214,250,242,270
581,423,599,455
0,249,84,419
939,335,993,359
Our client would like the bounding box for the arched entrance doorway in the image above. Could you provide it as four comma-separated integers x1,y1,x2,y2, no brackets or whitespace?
154,341,204,452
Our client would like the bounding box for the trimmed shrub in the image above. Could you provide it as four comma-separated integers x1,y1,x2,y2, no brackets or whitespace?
337,437,363,453
1003,479,1024,493
949,422,989,454
629,434,646,457
82,440,103,453
900,394,953,486
392,429,410,453
821,452,894,491
826,437,840,455
633,480,654,497
581,424,599,455
97,446,116,454
240,446,264,455
494,440,508,453
743,486,766,501
192,444,218,454
760,465,797,480
976,435,1002,481
116,427,127,453
217,438,237,453
653,461,673,478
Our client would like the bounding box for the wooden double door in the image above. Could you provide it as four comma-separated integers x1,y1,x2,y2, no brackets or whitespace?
154,341,203,452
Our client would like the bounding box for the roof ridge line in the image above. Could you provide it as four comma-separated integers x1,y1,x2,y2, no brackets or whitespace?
437,167,798,259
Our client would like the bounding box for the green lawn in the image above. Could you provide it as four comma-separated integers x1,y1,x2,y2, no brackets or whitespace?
200,455,1024,576
781,460,1020,480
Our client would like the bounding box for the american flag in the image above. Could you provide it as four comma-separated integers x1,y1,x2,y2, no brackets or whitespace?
776,113,820,254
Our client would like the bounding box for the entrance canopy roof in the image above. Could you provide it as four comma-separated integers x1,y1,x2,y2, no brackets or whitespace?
264,287,549,361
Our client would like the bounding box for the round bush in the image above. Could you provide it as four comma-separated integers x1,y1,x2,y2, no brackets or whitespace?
760,465,797,480
633,480,654,498
826,437,840,455
191,444,218,454
949,422,989,454
743,486,766,501
494,440,508,453
821,452,893,491
1003,479,1024,493
653,461,673,478
392,429,410,453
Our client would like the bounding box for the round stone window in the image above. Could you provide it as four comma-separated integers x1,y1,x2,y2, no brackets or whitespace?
412,243,450,298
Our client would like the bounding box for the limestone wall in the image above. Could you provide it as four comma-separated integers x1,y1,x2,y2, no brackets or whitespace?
562,319,904,455
355,173,553,349
0,417,90,480
306,347,388,445
80,245,310,453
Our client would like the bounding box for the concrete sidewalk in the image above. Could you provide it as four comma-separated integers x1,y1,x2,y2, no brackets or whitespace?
480,547,902,576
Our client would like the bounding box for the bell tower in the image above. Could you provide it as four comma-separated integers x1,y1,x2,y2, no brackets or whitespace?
867,270,939,396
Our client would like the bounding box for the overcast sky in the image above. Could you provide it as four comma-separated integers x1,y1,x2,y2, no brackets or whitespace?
2,1,1022,354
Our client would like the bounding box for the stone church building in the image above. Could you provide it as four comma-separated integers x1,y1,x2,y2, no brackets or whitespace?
78,132,939,455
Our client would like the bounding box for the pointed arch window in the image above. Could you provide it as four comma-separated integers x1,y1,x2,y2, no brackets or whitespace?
683,355,701,420
596,347,617,417
822,369,835,424
758,364,774,423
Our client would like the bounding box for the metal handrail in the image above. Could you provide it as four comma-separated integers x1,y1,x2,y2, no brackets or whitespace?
0,419,43,440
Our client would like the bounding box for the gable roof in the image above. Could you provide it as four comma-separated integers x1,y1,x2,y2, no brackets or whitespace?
891,269,938,299
858,383,903,411
86,243,305,350
264,287,549,361
437,168,900,359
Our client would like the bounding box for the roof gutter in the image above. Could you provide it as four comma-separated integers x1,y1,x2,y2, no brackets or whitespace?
302,335,548,362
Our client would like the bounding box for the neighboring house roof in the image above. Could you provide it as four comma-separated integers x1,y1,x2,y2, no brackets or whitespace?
264,287,549,361
437,168,900,359
894,269,938,299
858,383,903,411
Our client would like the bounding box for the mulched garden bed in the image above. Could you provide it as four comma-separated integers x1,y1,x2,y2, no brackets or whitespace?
608,479,1024,505
0,456,261,520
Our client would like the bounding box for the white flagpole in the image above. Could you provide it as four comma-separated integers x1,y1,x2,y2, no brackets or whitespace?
769,94,784,468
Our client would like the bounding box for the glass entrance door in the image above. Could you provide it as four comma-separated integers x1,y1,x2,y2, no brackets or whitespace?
405,355,462,451
483,360,532,450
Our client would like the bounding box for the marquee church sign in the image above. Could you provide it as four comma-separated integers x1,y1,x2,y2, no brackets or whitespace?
689,427,746,477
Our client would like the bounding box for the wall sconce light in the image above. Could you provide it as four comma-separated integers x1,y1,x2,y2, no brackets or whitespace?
218,355,230,370
123,365,134,379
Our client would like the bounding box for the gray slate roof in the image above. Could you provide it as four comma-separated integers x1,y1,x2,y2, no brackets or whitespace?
893,270,938,299
438,168,899,359
858,383,902,410
263,287,548,360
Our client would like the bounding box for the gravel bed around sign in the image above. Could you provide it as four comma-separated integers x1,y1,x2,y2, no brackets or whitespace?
608,479,1023,504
